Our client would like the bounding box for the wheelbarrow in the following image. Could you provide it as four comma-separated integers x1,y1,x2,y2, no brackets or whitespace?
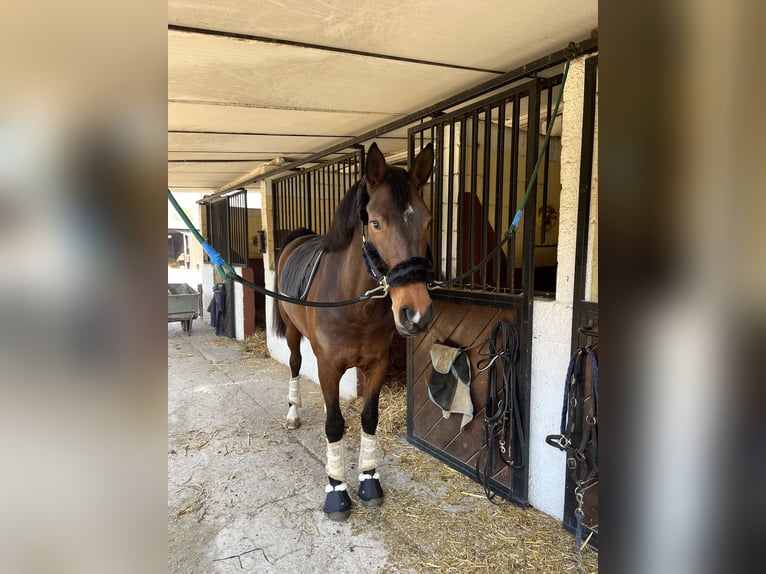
168,283,200,335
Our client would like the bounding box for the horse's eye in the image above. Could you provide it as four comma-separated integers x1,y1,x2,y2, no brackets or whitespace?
371,220,382,231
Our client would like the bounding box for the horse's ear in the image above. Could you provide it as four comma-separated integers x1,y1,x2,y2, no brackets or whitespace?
365,142,387,188
410,143,434,186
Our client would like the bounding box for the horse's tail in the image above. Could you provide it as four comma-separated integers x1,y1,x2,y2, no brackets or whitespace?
272,228,316,339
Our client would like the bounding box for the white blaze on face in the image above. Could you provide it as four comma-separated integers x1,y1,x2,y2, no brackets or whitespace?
403,203,414,224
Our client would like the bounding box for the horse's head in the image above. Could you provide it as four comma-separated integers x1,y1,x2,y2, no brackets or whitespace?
362,142,435,337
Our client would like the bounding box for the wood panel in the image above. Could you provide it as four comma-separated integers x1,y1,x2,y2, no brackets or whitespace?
408,298,525,501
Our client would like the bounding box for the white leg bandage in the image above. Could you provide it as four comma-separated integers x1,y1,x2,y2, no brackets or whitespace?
358,431,379,473
287,376,302,407
325,439,346,482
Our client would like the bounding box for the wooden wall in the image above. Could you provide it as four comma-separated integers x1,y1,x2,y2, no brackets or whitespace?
407,297,528,504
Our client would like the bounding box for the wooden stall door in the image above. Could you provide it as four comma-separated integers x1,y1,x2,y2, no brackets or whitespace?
407,298,529,506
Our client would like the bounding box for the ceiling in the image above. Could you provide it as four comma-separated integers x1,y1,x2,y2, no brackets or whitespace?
168,0,597,197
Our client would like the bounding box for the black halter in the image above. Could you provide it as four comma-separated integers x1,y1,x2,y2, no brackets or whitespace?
357,177,435,290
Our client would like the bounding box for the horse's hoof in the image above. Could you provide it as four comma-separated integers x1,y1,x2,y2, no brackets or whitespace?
324,484,352,520
358,472,384,507
285,417,301,430
286,404,300,429
326,508,351,521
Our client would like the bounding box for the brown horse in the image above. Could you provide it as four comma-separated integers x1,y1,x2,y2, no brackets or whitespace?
273,142,435,520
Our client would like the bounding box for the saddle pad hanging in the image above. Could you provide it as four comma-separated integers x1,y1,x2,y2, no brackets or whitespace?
428,344,474,431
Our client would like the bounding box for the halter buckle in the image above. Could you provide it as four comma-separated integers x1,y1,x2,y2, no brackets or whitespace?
545,434,571,451
365,283,389,299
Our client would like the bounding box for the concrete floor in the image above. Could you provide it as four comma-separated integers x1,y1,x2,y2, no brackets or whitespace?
168,320,415,573
168,319,596,573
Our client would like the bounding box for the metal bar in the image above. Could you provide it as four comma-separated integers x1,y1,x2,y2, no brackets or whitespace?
345,155,351,195
522,82,540,296
571,56,599,342
469,110,479,284
446,118,455,281
293,174,300,229
232,189,248,265
299,174,305,229
327,165,333,234
230,193,238,264
481,105,492,291
169,24,506,74
168,159,265,163
335,162,341,215
494,100,506,292
234,192,241,264
513,79,541,503
205,37,598,196
457,115,467,287
277,181,284,245
509,94,521,291
541,80,554,245
434,124,443,282
305,172,313,231
301,172,308,228
168,129,356,138
271,182,279,254
284,178,291,232
319,165,326,234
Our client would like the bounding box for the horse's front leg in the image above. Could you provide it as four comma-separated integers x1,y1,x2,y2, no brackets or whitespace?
357,359,389,507
319,363,352,521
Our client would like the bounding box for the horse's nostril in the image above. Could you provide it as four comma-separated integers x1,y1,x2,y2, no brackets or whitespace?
399,305,433,332
399,306,413,328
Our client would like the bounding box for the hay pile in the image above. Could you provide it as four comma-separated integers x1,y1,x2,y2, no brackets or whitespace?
243,328,270,357
340,376,599,574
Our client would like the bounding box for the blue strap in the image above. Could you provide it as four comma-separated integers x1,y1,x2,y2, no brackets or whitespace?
510,210,523,232
201,242,225,267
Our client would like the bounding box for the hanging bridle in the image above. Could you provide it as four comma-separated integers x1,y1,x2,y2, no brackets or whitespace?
546,331,599,555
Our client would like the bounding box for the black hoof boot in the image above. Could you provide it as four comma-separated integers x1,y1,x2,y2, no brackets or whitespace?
324,479,352,521
358,470,384,507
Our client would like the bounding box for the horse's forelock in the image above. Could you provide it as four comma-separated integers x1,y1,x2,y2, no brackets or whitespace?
382,167,412,213
358,186,369,225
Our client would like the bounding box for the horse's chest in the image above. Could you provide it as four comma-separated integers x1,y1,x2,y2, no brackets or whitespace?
313,320,393,366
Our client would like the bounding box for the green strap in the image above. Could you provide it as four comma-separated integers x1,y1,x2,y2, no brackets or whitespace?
167,189,237,281
509,57,570,235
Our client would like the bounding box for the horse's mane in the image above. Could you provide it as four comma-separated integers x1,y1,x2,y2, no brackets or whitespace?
320,167,411,252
